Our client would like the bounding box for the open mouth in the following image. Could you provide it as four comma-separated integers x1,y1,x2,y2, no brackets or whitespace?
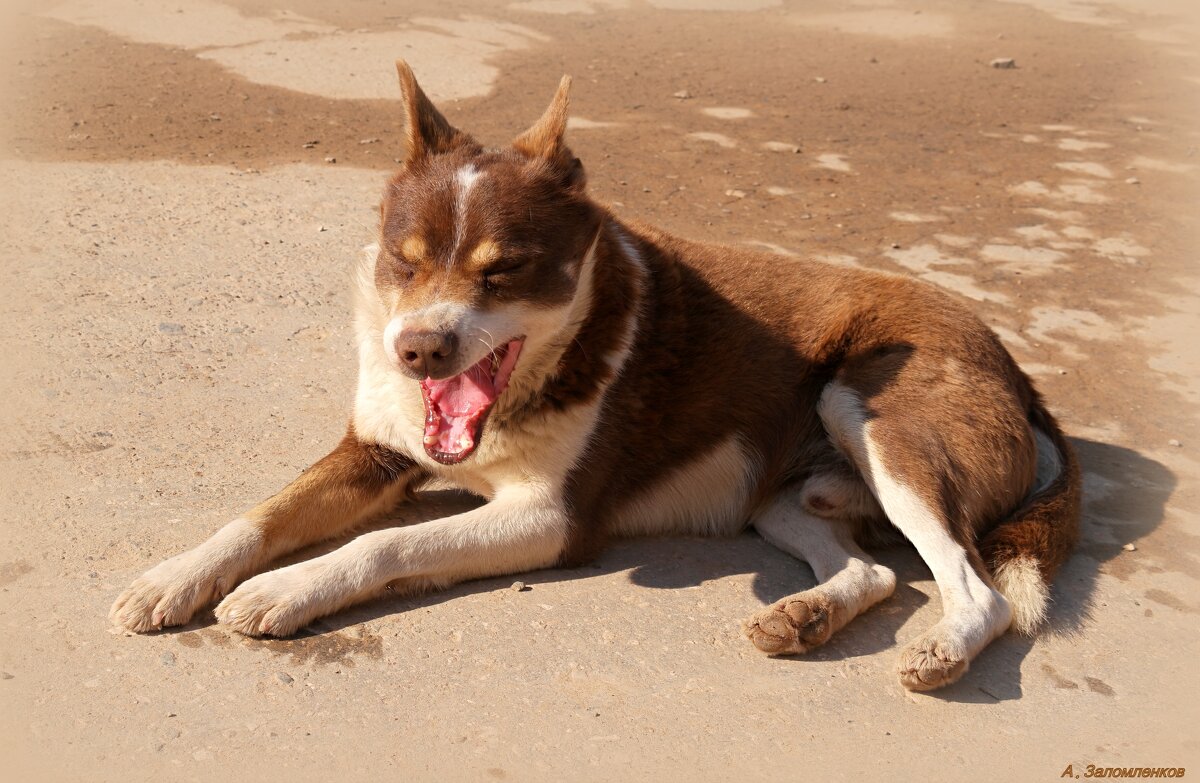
420,339,524,464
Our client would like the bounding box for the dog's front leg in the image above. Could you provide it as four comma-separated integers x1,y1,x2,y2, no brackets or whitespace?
110,431,421,633
215,486,569,636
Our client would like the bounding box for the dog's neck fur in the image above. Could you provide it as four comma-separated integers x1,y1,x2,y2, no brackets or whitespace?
491,214,646,429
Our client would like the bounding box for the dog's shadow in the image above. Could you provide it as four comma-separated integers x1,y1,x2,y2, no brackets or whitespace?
190,437,1172,701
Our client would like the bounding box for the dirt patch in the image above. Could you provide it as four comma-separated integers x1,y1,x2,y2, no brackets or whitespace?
259,628,385,666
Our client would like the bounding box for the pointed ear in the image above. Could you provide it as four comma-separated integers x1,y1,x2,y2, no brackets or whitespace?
512,75,574,162
395,59,471,162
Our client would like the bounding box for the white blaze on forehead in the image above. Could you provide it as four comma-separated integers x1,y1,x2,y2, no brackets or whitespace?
452,164,484,260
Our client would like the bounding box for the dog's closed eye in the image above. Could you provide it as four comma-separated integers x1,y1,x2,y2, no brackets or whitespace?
482,260,528,289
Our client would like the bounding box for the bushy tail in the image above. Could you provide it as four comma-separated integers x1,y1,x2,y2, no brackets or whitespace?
980,398,1082,635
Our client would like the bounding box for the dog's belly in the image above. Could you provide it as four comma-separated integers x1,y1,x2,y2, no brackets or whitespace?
608,435,758,538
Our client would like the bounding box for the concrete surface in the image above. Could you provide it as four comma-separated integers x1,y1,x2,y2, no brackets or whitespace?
1,0,1198,780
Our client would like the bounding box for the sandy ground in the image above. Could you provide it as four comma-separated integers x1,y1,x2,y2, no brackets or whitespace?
2,0,1199,780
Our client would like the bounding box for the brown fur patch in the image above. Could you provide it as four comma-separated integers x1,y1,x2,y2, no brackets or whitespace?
250,427,422,556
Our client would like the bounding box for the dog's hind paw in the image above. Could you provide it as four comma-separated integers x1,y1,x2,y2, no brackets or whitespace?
897,631,969,691
741,592,834,655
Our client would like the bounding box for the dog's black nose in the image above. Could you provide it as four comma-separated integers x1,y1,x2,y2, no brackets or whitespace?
395,330,459,378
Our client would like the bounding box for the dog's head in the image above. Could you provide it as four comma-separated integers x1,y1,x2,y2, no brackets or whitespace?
368,61,603,465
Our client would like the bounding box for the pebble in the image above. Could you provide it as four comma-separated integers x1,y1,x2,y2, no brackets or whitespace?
302,140,319,149
1168,439,1182,447
1126,177,1140,184
990,58,1017,69
762,141,801,153
813,76,827,83
672,90,692,100
1123,543,1137,552
0,671,13,680
160,651,176,666
358,137,380,144
276,672,294,685
510,581,527,592
725,189,747,199
324,156,337,164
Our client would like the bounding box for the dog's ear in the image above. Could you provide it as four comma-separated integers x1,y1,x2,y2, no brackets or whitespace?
395,59,473,163
512,76,583,184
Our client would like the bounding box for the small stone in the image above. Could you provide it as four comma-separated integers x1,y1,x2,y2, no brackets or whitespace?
0,672,13,680
1126,177,1140,184
358,137,380,144
510,581,527,592
324,156,337,164
302,140,319,149
276,672,294,685
762,141,800,154
890,242,901,249
1123,543,1137,551
158,322,185,334
1168,439,1182,447
166,712,177,718
160,652,176,666
990,58,1017,69
317,225,327,233
813,76,827,83
725,189,747,199
1057,369,1068,375
672,89,692,99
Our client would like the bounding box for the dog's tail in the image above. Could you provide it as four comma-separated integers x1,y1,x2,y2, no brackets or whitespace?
980,395,1082,635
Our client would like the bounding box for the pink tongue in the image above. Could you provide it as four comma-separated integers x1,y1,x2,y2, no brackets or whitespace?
423,357,498,455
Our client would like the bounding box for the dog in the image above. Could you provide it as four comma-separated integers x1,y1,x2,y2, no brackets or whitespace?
111,61,1081,691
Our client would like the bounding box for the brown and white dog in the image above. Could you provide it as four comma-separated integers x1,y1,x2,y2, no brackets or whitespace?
111,62,1081,691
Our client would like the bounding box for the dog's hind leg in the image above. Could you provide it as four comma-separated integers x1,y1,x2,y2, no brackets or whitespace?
819,381,1015,691
743,475,896,654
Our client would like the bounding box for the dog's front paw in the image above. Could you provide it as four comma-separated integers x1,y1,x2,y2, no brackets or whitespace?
110,552,237,633
215,564,331,637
